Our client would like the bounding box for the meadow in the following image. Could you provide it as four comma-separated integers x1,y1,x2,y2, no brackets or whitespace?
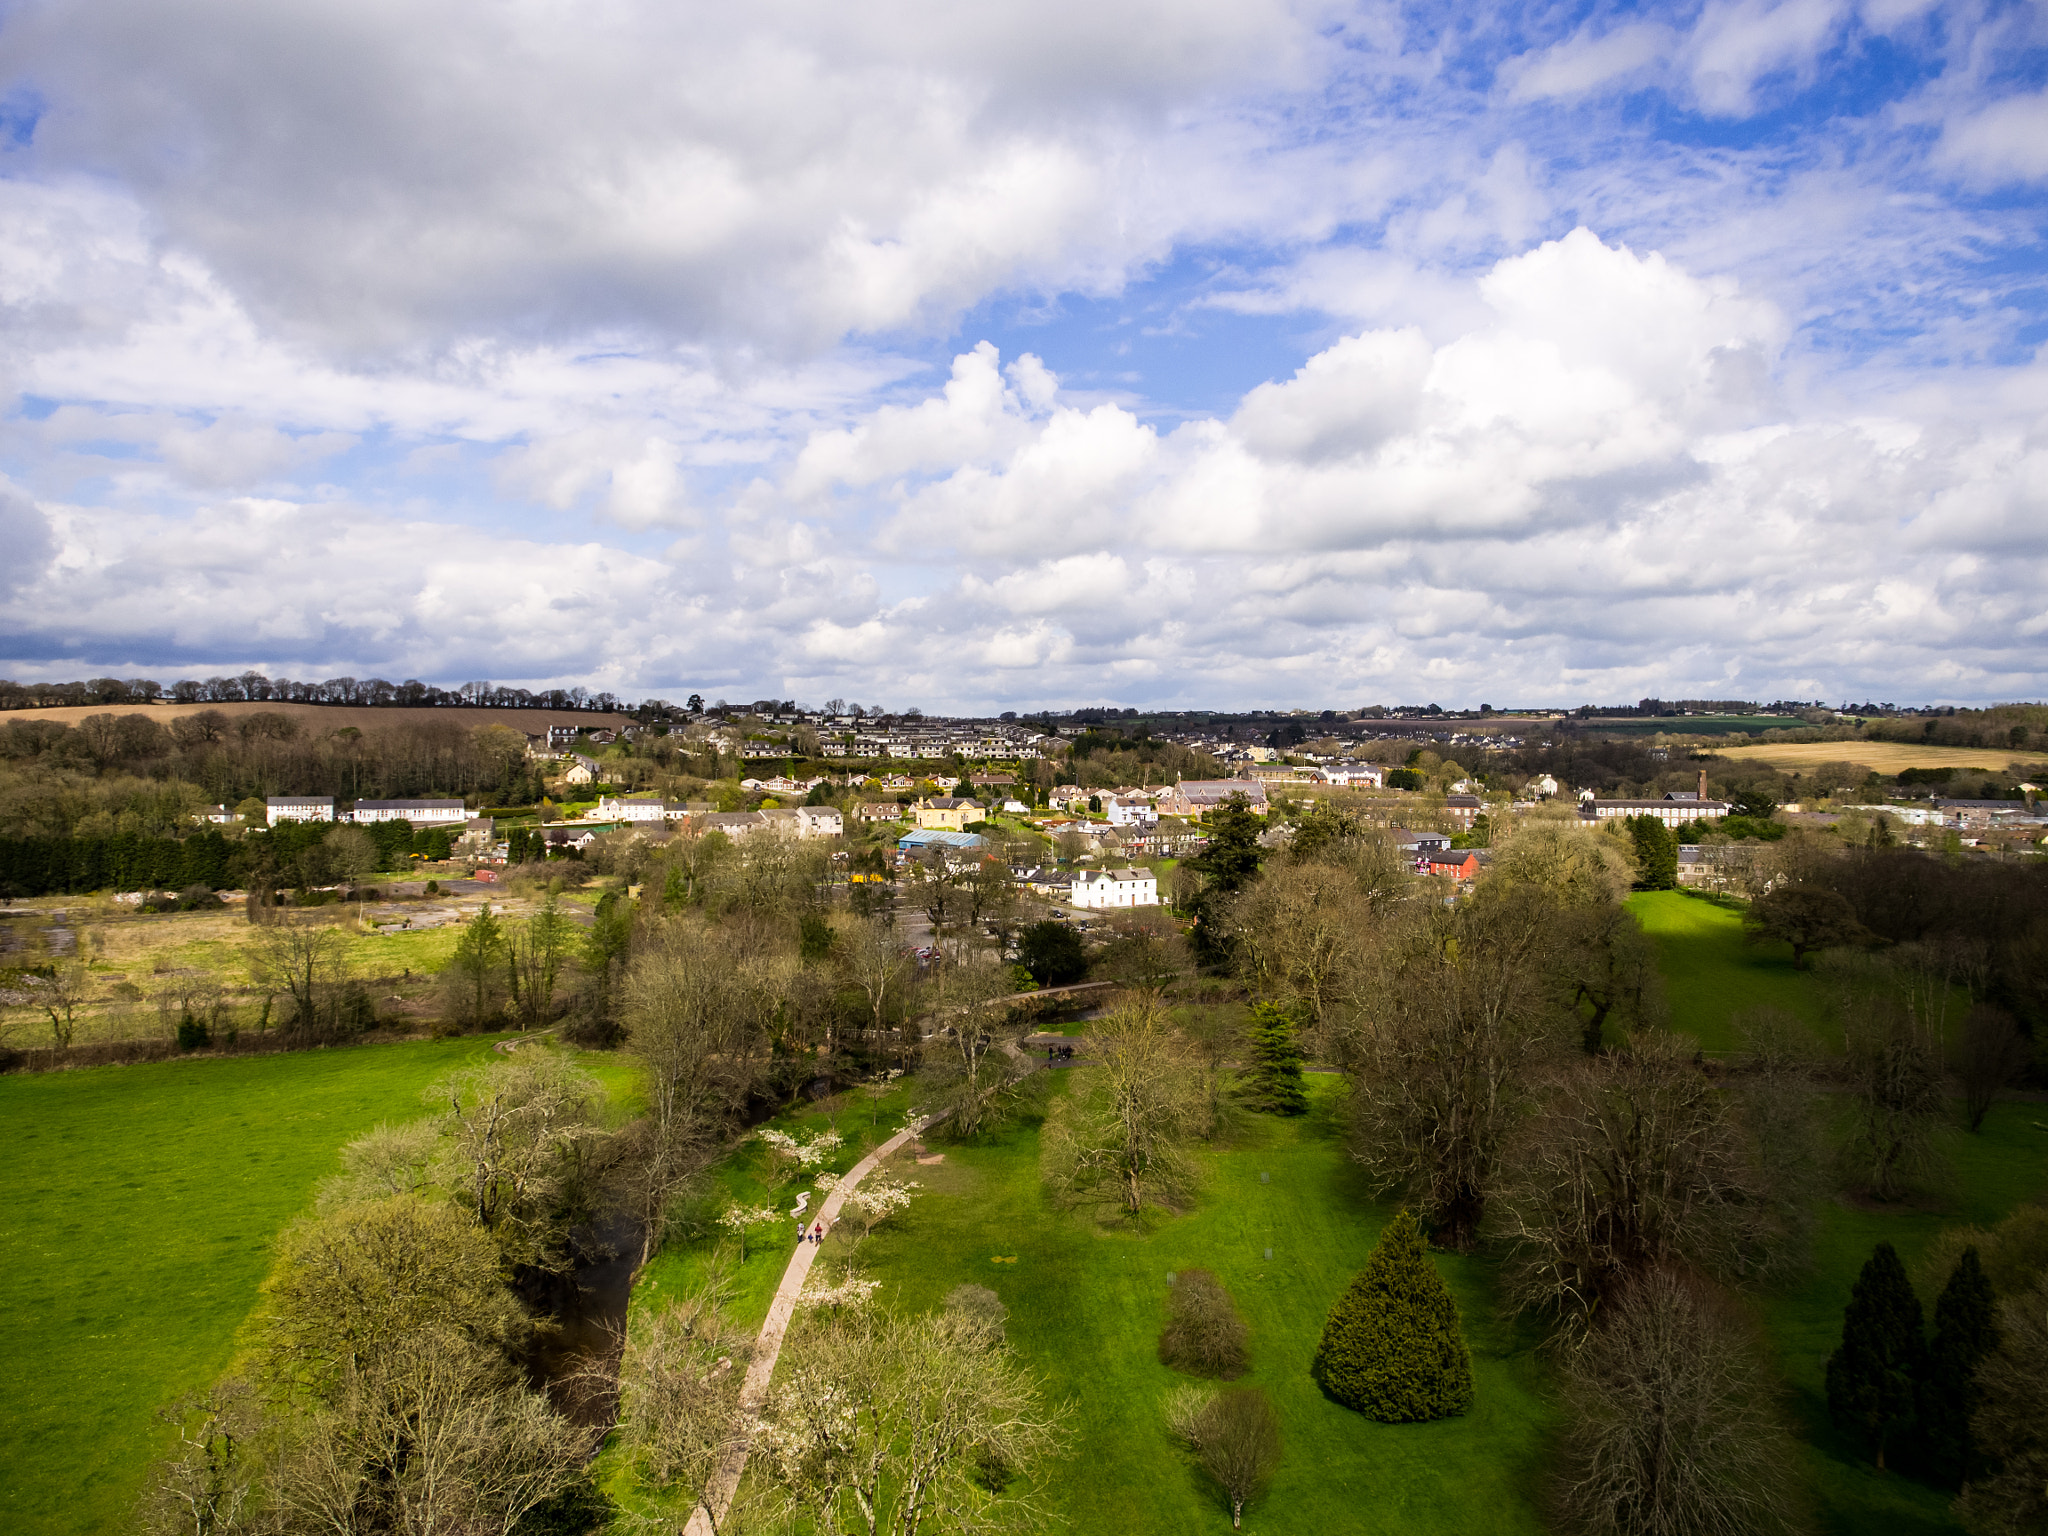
0,1036,639,1535
1626,889,1824,1053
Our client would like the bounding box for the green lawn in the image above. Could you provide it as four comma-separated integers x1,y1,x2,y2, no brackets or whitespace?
1628,889,1825,1053
725,1076,1560,1534
0,1037,640,1535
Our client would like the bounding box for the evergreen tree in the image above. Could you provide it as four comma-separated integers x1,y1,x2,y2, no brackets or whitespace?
1311,1210,1473,1421
1919,1246,2000,1488
1626,814,1678,890
1245,1001,1307,1115
1825,1240,1926,1469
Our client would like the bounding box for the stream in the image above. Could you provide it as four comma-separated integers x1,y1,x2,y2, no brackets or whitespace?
528,1210,644,1429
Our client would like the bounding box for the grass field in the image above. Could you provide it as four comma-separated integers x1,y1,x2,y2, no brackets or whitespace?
1587,715,1804,738
1715,741,2048,775
1627,890,1824,1053
0,1036,641,1535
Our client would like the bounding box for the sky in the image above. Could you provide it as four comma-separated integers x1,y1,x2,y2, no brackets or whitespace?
1,0,2045,713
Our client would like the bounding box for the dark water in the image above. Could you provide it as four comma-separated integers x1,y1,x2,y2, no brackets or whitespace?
529,1211,643,1428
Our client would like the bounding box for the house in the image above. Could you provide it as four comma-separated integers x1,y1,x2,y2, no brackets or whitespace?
457,817,495,851
857,800,907,821
541,826,600,853
266,796,335,825
1320,765,1385,788
1578,795,1730,828
1530,774,1560,798
695,811,768,840
795,806,843,838
1101,794,1159,828
347,798,468,825
916,797,979,831
1047,785,1092,812
1421,849,1484,883
1443,794,1484,830
1932,799,2045,829
191,804,239,825
1070,867,1160,909
562,755,600,786
970,773,1017,789
1009,866,1068,897
1002,799,1032,815
547,724,581,750
595,795,683,823
1390,827,1453,857
1157,780,1270,818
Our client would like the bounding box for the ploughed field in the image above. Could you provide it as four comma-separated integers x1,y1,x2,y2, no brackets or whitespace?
0,1036,637,1535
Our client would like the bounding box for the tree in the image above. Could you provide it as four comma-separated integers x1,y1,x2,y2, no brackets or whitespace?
1160,1268,1250,1379
1920,1247,1999,1489
507,895,576,1027
1244,1001,1307,1115
444,902,508,1029
1744,884,1868,970
140,1383,257,1536
611,1282,755,1532
1842,1000,1947,1201
1194,793,1263,893
432,1052,605,1269
1168,1386,1282,1530
1345,892,1559,1250
248,921,349,1035
924,951,1030,1139
1040,991,1201,1219
1017,918,1087,987
37,957,88,1048
1557,1269,1800,1536
325,824,378,915
1960,1273,2048,1534
1552,900,1669,1053
840,914,911,1054
751,1307,1065,1536
1498,1042,1782,1329
1311,1210,1473,1421
1957,1005,2029,1134
1825,1240,1925,1470
1626,815,1678,890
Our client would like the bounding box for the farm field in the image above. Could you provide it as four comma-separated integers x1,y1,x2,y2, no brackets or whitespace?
1585,715,1804,738
0,1036,641,1536
1626,889,1823,1053
1715,740,2047,775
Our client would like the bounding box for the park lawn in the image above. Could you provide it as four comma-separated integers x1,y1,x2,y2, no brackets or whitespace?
1627,889,1824,1054
0,1035,637,1536
1756,1101,2048,1536
831,1074,1557,1536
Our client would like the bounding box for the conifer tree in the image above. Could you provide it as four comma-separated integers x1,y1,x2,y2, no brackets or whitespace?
1919,1246,1999,1488
1825,1240,1925,1469
1311,1210,1473,1421
1246,1001,1307,1116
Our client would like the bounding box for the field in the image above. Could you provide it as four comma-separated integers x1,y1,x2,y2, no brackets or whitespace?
0,1036,641,1535
1626,890,1824,1053
654,1071,2047,1536
1715,740,2048,775
1585,715,1804,738
0,699,631,736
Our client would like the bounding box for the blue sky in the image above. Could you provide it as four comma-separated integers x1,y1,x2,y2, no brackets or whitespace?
1,0,2045,710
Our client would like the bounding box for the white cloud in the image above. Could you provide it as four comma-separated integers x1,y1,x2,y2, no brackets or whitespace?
1935,89,2048,186
1501,21,1673,103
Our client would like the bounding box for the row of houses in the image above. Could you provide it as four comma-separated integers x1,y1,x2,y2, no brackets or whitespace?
263,797,469,827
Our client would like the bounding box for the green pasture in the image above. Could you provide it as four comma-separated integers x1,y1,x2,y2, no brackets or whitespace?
1627,889,1824,1053
0,1036,640,1535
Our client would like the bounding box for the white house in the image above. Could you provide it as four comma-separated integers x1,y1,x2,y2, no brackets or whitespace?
1102,794,1159,828
596,795,683,823
562,755,600,786
191,804,239,825
1069,866,1159,909
1578,794,1730,828
266,796,334,825
795,806,843,838
347,798,468,825
1321,765,1385,788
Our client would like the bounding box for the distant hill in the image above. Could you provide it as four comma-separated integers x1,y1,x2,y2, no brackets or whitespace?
0,699,634,736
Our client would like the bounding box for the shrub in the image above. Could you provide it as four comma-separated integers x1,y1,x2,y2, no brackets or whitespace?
1160,1268,1250,1379
1017,920,1087,987
944,1283,1009,1346
1311,1210,1473,1421
174,1015,211,1051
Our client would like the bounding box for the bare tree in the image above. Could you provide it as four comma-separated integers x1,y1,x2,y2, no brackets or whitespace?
432,1052,605,1268
1167,1385,1283,1530
1040,991,1202,1219
325,825,377,919
924,949,1030,1138
1346,891,1562,1250
37,956,88,1048
1497,1041,1780,1331
140,1383,257,1536
247,921,347,1033
506,895,577,1026
1160,1269,1250,1379
840,914,910,1056
1556,1269,1800,1536
1839,992,1948,1201
1957,1004,2029,1134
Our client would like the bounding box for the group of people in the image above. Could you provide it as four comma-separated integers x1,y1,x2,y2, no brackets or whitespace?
798,1218,829,1245
1044,1044,1076,1064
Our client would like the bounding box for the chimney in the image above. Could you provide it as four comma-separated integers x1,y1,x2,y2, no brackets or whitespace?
1699,768,1708,802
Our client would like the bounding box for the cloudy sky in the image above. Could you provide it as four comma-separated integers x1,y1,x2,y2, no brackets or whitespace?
1,0,2044,711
